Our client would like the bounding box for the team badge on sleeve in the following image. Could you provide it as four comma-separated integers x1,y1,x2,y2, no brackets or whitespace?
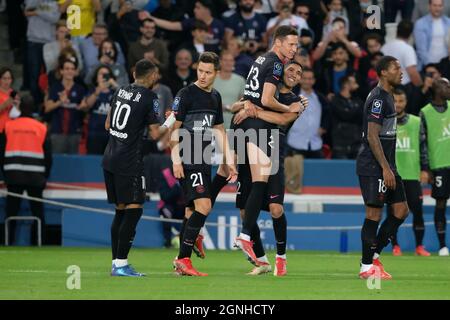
371,99,383,114
273,62,283,77
153,99,160,116
172,96,180,112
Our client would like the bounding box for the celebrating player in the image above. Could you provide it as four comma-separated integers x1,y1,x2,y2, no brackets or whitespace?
232,61,307,276
170,52,237,276
357,56,409,280
232,26,301,266
103,59,169,277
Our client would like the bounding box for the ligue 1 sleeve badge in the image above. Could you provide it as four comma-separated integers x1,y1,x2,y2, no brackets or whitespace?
371,99,383,114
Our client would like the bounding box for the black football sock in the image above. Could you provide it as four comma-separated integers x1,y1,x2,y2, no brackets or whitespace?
412,205,425,247
111,209,125,260
361,219,379,265
178,211,207,259
116,208,143,260
241,182,267,236
386,205,398,246
434,205,447,249
210,174,228,207
375,215,405,255
251,223,265,259
179,216,188,248
273,214,287,256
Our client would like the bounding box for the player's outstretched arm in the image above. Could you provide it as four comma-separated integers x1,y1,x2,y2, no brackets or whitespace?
169,120,184,179
367,122,396,190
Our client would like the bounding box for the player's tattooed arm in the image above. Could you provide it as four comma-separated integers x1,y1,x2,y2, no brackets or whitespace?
105,108,111,131
367,122,396,189
230,99,246,113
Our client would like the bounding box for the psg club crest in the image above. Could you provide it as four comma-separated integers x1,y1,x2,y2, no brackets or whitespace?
196,185,205,194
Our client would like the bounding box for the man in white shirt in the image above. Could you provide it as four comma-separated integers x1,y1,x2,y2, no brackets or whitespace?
413,0,450,70
382,20,422,86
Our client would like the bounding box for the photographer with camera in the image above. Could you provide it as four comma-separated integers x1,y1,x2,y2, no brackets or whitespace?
81,66,118,154
44,20,84,75
0,68,20,133
85,39,129,87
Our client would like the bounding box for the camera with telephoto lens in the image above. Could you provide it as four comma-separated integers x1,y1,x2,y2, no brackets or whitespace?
103,73,111,82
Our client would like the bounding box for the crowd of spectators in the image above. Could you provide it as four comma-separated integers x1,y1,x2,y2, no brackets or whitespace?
0,0,448,159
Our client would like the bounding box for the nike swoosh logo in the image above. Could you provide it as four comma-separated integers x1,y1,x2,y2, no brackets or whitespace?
270,195,279,199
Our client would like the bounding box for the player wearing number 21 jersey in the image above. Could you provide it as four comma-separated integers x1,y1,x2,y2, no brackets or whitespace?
103,60,168,277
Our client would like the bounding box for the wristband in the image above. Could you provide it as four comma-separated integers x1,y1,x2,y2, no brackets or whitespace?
162,112,176,128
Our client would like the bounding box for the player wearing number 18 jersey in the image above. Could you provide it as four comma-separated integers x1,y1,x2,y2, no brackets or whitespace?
356,56,409,280
103,60,166,277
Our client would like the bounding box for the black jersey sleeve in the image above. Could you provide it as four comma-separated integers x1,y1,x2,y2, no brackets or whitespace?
214,91,224,125
147,91,160,125
264,59,284,86
172,88,190,122
366,94,387,125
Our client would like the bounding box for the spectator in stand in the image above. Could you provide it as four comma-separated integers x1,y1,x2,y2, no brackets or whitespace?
381,20,423,89
23,0,60,105
223,0,268,55
81,65,118,154
409,63,442,115
43,20,83,75
85,39,129,87
318,42,355,100
438,34,450,79
44,59,87,154
79,24,126,75
151,67,173,124
58,0,101,45
213,51,246,129
294,48,312,70
0,68,20,133
384,0,415,23
322,0,349,40
298,28,314,53
151,0,185,52
223,36,254,78
330,74,363,159
358,33,383,96
161,48,197,96
312,16,362,63
412,0,450,20
128,18,170,73
413,0,450,70
266,0,309,43
148,0,225,53
287,67,329,159
47,48,84,90
177,20,216,66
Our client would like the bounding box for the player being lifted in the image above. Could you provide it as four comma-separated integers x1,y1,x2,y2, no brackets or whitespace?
357,56,409,280
170,52,237,276
103,59,171,277
231,61,307,276
229,26,301,266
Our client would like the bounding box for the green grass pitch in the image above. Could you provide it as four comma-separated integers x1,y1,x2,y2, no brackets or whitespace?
0,247,449,300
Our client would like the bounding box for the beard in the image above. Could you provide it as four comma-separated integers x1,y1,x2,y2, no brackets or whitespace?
240,4,253,13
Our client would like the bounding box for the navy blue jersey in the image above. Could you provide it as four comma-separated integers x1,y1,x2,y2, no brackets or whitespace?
48,81,86,134
356,86,397,177
102,83,159,176
224,12,267,42
87,89,114,134
173,83,224,168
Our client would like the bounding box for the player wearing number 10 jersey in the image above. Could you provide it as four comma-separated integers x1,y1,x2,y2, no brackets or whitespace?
103,59,167,277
